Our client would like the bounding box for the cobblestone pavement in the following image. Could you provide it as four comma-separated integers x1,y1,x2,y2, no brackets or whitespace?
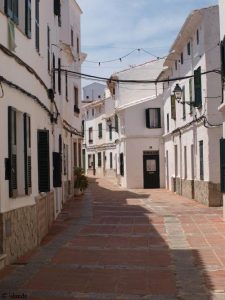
0,177,225,300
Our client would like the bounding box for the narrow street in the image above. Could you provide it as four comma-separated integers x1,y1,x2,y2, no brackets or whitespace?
0,177,225,299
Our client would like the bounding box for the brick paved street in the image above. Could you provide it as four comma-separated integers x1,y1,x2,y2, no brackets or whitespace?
0,177,225,299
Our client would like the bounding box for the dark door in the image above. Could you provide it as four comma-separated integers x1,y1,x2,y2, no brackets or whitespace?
93,154,96,175
143,153,160,188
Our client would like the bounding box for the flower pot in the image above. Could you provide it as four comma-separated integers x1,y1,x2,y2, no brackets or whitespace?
74,188,83,196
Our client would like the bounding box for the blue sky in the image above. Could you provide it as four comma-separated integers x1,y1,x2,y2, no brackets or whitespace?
76,0,218,84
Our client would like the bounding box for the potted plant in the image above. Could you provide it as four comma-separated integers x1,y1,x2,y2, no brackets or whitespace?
74,167,88,196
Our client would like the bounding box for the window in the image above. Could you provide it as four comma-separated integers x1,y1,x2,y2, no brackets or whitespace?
92,109,95,117
88,127,93,143
120,153,124,176
71,28,74,47
37,130,50,193
54,0,61,26
35,0,40,52
184,146,187,179
109,125,112,140
47,26,50,71
74,142,77,167
220,139,225,192
115,114,119,133
197,29,199,45
146,108,161,128
199,141,204,180
5,0,18,23
110,152,113,169
81,120,84,137
74,87,79,114
220,36,225,80
77,37,80,54
65,72,68,101
25,0,32,38
194,66,202,108
53,152,62,188
187,42,191,56
98,152,102,167
167,113,169,132
171,95,176,120
98,123,102,139
174,145,178,177
175,60,178,71
58,58,61,94
63,143,68,175
88,154,92,168
180,52,183,64
182,86,186,120
52,54,56,92
7,107,32,197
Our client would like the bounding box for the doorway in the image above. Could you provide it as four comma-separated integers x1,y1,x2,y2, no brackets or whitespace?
143,151,160,188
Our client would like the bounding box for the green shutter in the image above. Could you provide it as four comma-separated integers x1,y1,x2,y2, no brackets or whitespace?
189,78,193,115
221,37,225,79
145,109,150,128
194,66,202,108
37,130,50,192
8,106,17,198
25,0,32,38
120,153,124,176
115,114,119,133
53,152,62,187
12,0,18,24
182,86,186,119
24,113,32,195
5,0,13,19
220,139,225,192
171,95,176,120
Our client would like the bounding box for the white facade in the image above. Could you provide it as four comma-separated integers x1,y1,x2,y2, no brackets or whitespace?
83,82,106,103
112,60,165,189
162,6,223,206
82,88,118,179
0,0,84,265
218,0,225,219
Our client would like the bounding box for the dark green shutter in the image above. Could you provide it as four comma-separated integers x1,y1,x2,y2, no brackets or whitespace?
189,78,193,114
25,0,32,38
120,153,124,176
54,0,60,16
37,130,50,192
157,108,161,128
5,0,13,19
98,123,102,138
115,114,119,132
194,66,202,108
171,95,176,120
110,152,113,169
8,106,17,198
13,0,18,24
182,86,186,119
220,139,225,192
58,58,61,94
53,152,62,187
98,152,101,167
24,113,32,195
145,109,150,128
109,125,112,140
35,0,40,52
220,37,225,79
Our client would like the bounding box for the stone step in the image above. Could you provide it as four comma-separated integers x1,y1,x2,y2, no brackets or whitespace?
0,254,7,270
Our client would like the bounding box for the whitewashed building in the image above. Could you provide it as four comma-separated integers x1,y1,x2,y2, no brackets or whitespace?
0,0,84,267
111,60,165,189
82,89,118,179
218,0,225,219
162,5,223,206
83,82,106,103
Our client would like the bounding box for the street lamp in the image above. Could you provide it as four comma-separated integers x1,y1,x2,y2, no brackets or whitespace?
173,83,182,102
106,118,115,129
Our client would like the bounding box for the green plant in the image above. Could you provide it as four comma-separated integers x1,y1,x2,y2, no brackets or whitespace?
74,167,88,191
